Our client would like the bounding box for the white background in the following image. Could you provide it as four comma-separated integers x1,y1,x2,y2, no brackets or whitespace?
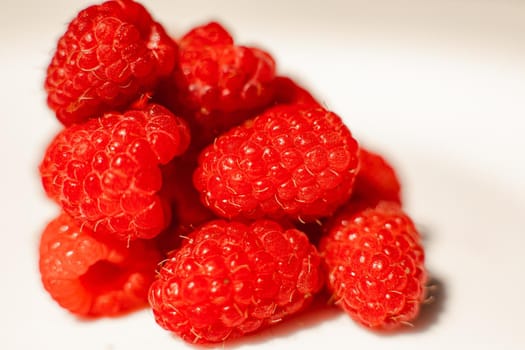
1,0,524,349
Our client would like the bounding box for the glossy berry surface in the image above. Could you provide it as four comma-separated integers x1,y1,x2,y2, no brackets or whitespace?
175,44,275,115
320,201,426,329
193,105,360,221
39,212,161,316
39,103,191,241
45,0,177,126
179,21,234,49
149,219,323,344
352,147,402,205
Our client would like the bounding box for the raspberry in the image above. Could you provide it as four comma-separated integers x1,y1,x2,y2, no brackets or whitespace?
149,219,323,343
156,28,277,145
45,0,177,126
39,212,161,317
176,44,275,117
39,103,191,241
193,104,360,222
273,76,320,106
352,147,402,205
319,201,427,329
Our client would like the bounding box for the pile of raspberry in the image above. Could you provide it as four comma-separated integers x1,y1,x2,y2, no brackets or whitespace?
38,0,428,345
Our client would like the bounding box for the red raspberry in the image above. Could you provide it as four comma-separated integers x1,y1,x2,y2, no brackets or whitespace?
273,76,320,106
176,44,275,117
193,105,360,222
156,38,276,145
39,103,191,241
319,201,427,329
179,21,234,49
149,219,323,344
39,212,161,317
352,147,402,205
45,0,177,126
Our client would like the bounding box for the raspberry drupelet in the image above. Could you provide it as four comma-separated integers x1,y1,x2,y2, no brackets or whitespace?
178,21,234,49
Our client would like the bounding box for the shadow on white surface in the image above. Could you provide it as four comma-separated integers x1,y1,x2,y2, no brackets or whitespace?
225,276,447,348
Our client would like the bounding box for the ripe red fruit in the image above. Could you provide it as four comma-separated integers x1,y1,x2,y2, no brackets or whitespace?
156,24,277,145
45,0,177,126
39,103,191,241
175,44,275,117
319,201,427,329
272,76,320,106
193,104,360,222
352,147,402,205
39,212,161,317
148,219,324,344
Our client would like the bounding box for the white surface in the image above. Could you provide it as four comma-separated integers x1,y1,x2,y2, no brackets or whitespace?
2,0,524,349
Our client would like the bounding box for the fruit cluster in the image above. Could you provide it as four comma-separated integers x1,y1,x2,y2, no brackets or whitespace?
38,0,428,345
